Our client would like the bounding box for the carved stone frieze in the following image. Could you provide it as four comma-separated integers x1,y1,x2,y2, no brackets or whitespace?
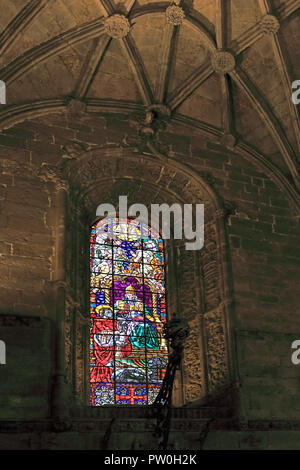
63,149,210,208
200,223,222,310
204,307,228,391
183,314,204,403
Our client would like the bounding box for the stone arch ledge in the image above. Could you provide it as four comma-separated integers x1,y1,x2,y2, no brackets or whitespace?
65,146,220,211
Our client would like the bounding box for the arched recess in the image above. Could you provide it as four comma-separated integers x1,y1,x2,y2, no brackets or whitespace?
60,146,237,409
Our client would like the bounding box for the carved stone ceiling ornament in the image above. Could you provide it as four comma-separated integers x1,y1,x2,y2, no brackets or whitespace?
211,51,236,74
259,14,280,35
104,14,131,39
165,4,185,26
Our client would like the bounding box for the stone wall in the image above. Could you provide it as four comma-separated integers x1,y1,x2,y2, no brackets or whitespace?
0,112,299,448
0,315,51,420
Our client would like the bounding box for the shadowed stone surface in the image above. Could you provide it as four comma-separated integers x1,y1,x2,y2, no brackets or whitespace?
0,0,300,450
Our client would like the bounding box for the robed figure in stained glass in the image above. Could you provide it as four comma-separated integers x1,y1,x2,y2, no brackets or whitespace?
91,305,132,384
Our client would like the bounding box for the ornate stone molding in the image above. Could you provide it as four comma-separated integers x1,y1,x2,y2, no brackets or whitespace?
104,14,130,39
183,314,204,403
200,223,222,310
63,148,212,207
204,307,228,391
165,4,185,26
211,50,235,74
259,14,280,35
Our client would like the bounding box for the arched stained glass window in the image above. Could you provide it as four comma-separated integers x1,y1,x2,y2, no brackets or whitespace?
89,218,168,406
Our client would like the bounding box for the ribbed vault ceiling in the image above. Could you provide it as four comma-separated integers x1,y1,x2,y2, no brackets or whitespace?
0,0,300,189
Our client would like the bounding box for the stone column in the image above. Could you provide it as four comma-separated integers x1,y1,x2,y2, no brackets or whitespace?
50,186,70,419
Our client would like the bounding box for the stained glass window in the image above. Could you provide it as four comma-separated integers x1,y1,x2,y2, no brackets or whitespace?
90,218,168,406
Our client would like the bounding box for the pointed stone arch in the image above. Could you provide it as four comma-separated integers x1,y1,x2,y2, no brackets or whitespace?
60,146,237,408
